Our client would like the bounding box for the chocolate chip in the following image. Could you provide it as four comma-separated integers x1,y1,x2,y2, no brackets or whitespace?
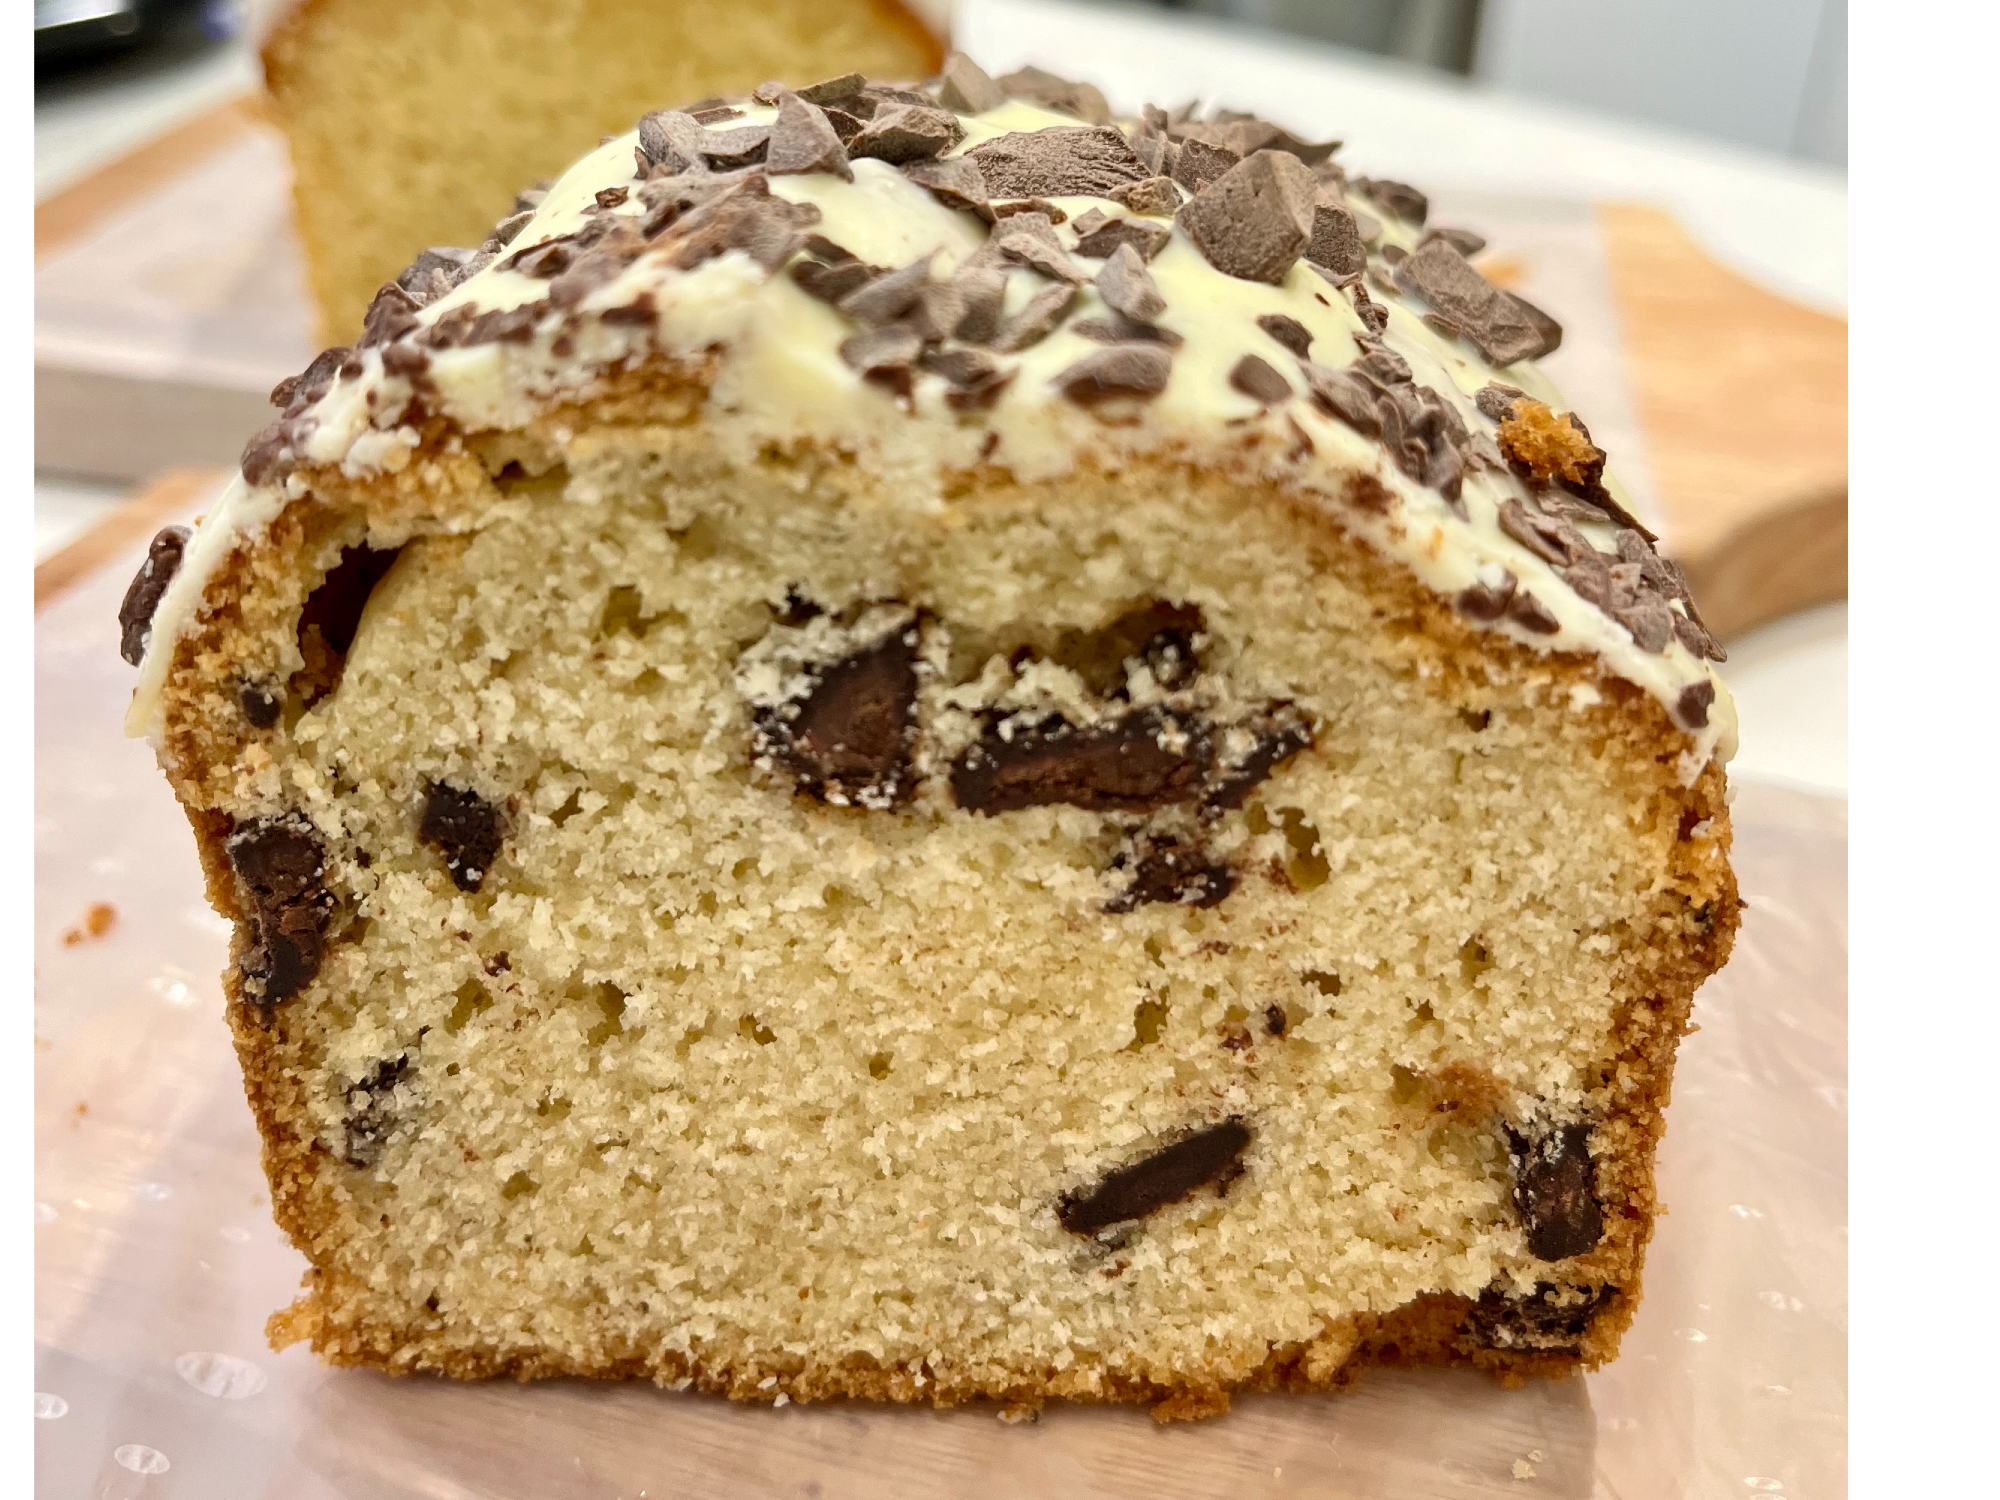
239,682,282,728
1106,835,1235,914
662,177,821,272
753,624,921,808
1508,590,1561,635
994,66,1111,125
982,210,1085,282
951,705,1208,814
1506,1122,1604,1261
239,419,298,487
1054,343,1173,405
990,281,1078,353
1422,225,1487,257
765,93,853,181
1677,680,1716,730
1074,214,1172,261
1170,137,1239,195
1264,1004,1288,1036
1454,570,1518,622
796,72,867,107
1229,354,1292,405
938,52,1005,114
1204,703,1315,809
343,1053,411,1168
920,346,1015,410
1094,243,1166,322
1394,239,1559,367
420,782,504,893
837,254,934,325
1256,314,1312,358
117,525,191,665
1465,1282,1614,1352
1354,177,1427,226
1108,176,1181,216
849,103,965,164
900,154,989,212
1058,1118,1251,1235
226,816,334,1015
1178,150,1316,284
292,544,403,708
1307,197,1365,277
270,345,351,414
965,127,1148,198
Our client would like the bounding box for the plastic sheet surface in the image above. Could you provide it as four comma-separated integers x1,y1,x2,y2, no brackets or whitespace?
36,534,1844,1499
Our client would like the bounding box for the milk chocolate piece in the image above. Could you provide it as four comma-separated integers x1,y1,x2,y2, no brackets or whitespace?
117,525,191,666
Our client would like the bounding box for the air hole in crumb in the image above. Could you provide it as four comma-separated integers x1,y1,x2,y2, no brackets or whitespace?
501,1171,537,1199
672,515,726,561
676,1021,708,1057
549,790,584,827
291,542,403,708
628,667,664,694
1304,969,1343,997
584,985,626,1045
867,1051,893,1079
444,980,492,1034
599,585,663,638
573,1235,595,1256
1391,1064,1422,1105
536,1094,572,1121
1459,939,1493,985
1410,1000,1436,1030
1458,708,1493,732
1128,998,1168,1050
696,892,719,917
739,1014,776,1046
1274,808,1329,889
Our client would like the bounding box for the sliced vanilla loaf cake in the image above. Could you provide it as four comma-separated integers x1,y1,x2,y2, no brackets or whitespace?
123,57,1739,1419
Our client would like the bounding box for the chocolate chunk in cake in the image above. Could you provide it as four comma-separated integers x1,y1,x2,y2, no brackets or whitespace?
951,706,1209,814
1507,1122,1605,1261
1058,1119,1252,1235
751,621,921,808
226,816,335,1014
420,783,506,893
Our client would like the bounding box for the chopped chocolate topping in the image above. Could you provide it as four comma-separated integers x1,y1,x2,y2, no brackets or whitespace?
951,705,1208,814
1394,239,1559,367
1178,150,1316,285
995,66,1112,125
1677,680,1716,730
990,281,1078,353
1300,350,1473,507
379,341,430,377
270,345,351,415
1058,1118,1251,1235
419,782,505,893
965,127,1148,199
947,263,1010,345
1073,213,1172,262
1348,277,1389,335
1508,590,1561,635
1204,703,1316,809
1307,197,1366,277
1070,314,1182,348
986,198,1067,225
358,282,421,346
292,543,403,708
1354,177,1428,226
765,93,853,181
1506,1122,1605,1261
489,209,535,248
226,816,334,1015
1256,313,1313,358
753,624,921,808
1475,382,1523,423
1094,243,1166,322
239,682,283,728
1421,225,1487,257
981,210,1085,282
117,525,191,666
342,1054,410,1169
796,72,867,108
1454,570,1518,622
1228,354,1292,405
394,246,480,306
837,254,934,325
662,176,821,272
937,52,1006,114
239,418,300,487
900,155,989,212
1106,835,1236,913
1053,343,1173,405
1465,1282,1615,1353
594,186,629,210
790,240,882,305
1170,137,1239,195
849,103,965,165
1108,176,1182,216
839,322,924,387
920,346,1015,410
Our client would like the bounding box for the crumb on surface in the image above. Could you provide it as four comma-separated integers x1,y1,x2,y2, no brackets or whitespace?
61,902,117,946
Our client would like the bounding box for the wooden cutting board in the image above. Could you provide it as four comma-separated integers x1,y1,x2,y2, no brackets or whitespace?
36,102,1846,641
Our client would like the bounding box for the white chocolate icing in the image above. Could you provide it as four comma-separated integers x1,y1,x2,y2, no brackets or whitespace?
129,92,1735,769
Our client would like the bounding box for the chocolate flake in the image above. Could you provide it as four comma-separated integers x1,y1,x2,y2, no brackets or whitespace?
1301,349,1473,507
838,254,934,325
1058,1118,1252,1235
1054,343,1173,405
1071,315,1182,348
117,525,191,665
995,66,1112,125
1394,239,1559,367
1178,150,1316,285
765,93,853,181
1454,570,1518,622
900,154,989,212
662,176,821,272
938,52,1006,114
966,127,1147,199
1256,313,1313,358
1506,1122,1605,1261
797,73,867,108
226,816,334,1015
1421,225,1487,257
920,346,1015,410
420,782,505,893
982,211,1085,282
1094,243,1166,322
849,103,965,165
990,281,1078,353
1228,353,1292,405
1475,382,1523,422
753,625,921,807
1074,213,1172,261
839,322,924,384
1508,590,1560,635
1170,137,1240,195
951,705,1207,814
1106,835,1236,913
1355,177,1428,226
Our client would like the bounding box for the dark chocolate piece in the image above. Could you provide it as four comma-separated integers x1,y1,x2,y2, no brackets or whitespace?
989,281,1078,352
1465,1282,1615,1352
1177,150,1316,285
226,816,334,1015
239,682,283,728
117,525,191,666
951,705,1208,814
753,625,921,807
1105,835,1236,914
1506,1122,1605,1261
1307,196,1366,277
1058,1118,1252,1235
1170,137,1240,195
1454,571,1519,623
343,1054,411,1169
420,782,505,893
900,154,989,212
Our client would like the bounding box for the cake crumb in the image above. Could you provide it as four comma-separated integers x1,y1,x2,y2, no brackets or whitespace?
62,902,117,946
1512,1449,1545,1481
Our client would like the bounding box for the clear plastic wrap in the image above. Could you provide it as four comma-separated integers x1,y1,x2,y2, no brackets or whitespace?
36,542,1844,1498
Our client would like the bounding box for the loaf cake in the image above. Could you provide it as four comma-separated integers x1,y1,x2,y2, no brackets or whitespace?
257,0,944,340
123,56,1740,1420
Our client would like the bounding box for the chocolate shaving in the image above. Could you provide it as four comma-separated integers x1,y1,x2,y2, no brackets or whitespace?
1355,177,1427,226
1177,150,1316,285
1256,313,1312,358
1394,239,1560,367
849,103,965,165
765,93,853,181
839,322,924,381
920,346,1015,410
661,176,821,272
1094,243,1166,322
966,126,1147,198
1074,213,1171,261
1455,570,1518,622
1228,353,1292,405
1301,350,1474,508
1508,591,1560,634
900,155,989,212
1058,1119,1251,1235
358,282,421,346
1054,343,1173,405
938,52,1005,114
117,525,191,665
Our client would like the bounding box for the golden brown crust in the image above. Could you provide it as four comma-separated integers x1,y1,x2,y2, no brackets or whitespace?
154,359,1736,1418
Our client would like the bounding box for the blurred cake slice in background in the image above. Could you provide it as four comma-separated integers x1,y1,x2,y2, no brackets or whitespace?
256,0,945,341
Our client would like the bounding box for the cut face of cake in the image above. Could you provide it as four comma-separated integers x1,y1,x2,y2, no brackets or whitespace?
124,56,1739,1419
259,0,946,341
